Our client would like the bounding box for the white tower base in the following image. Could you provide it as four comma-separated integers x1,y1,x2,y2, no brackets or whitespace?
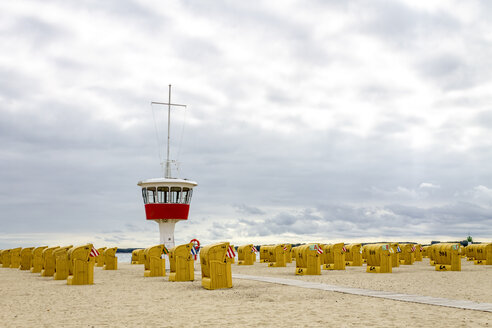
157,219,178,250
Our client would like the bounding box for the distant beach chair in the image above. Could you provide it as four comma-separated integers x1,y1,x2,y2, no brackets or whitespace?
259,245,271,263
414,244,423,261
465,244,478,261
67,244,94,285
237,244,256,265
30,246,48,273
390,243,401,267
169,243,194,282
295,244,322,275
200,242,232,290
9,247,22,269
433,243,461,271
41,246,59,277
103,247,118,270
144,244,166,277
266,244,287,267
428,245,439,265
291,246,299,261
322,243,346,270
96,247,107,267
366,244,392,273
19,247,35,270
361,245,368,264
421,245,430,258
53,246,73,280
1,249,11,268
283,244,292,263
472,243,492,265
131,249,145,264
345,243,363,266
399,244,416,265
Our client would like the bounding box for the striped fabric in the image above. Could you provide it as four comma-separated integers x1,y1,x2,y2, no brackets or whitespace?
226,245,236,258
89,246,100,257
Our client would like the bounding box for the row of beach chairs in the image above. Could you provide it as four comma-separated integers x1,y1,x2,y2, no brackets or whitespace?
129,242,231,289
236,242,491,274
0,245,118,285
3,241,490,290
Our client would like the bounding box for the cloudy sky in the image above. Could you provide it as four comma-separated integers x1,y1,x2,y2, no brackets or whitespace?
1,0,491,249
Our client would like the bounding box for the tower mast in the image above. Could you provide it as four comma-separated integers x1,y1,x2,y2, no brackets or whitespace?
151,84,187,178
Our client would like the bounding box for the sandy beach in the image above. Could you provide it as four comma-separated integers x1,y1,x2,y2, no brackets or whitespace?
0,257,491,327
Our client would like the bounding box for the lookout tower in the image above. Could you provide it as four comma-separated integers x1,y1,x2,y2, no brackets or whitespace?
138,85,197,249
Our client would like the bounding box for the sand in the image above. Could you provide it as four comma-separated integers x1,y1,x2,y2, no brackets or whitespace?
1,258,491,327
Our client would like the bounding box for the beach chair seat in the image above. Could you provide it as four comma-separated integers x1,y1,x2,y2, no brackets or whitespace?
366,244,392,273
102,247,118,270
322,243,346,270
237,244,256,265
67,244,94,285
19,247,35,270
295,244,321,275
169,243,194,282
144,245,166,277
200,242,232,290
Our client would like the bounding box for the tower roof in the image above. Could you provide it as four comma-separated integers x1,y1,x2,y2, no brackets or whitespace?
137,178,198,188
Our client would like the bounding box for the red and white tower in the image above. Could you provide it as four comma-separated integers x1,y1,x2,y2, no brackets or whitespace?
138,85,197,250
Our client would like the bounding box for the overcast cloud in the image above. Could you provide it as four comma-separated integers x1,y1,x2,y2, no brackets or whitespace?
1,0,491,248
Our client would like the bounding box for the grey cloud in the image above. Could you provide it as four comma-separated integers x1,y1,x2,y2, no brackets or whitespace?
67,0,166,30
237,200,492,241
0,68,37,100
417,54,478,91
474,111,492,130
174,37,222,64
358,1,460,48
9,16,68,47
233,204,265,215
